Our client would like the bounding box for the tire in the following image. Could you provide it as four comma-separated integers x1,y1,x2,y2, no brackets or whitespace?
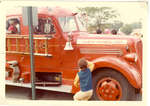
92,69,137,101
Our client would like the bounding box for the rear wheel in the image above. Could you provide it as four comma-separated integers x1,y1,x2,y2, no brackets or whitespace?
92,69,137,101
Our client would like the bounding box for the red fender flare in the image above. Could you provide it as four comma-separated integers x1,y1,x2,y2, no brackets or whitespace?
92,56,142,89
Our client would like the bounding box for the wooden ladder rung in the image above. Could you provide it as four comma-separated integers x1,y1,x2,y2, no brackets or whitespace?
45,39,48,54
7,39,11,51
16,38,19,51
34,39,38,53
25,39,29,53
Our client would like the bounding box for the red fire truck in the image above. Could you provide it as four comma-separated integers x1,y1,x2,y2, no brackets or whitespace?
6,7,142,101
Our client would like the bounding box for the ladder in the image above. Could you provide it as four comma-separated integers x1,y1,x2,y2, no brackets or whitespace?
6,35,52,57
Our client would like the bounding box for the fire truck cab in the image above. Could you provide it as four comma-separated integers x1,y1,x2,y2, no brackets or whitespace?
6,7,142,101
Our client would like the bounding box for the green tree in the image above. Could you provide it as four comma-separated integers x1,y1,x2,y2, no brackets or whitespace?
112,20,123,31
78,7,118,31
121,24,133,35
120,21,142,35
130,22,142,29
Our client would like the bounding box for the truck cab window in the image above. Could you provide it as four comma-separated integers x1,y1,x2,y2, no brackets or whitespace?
6,18,20,34
58,16,77,32
34,18,56,35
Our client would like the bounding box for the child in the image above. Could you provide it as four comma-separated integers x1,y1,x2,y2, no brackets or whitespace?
73,58,95,101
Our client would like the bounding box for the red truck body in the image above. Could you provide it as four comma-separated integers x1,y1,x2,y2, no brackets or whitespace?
6,7,142,101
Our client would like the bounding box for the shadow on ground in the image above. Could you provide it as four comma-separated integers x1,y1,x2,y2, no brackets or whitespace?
6,85,74,100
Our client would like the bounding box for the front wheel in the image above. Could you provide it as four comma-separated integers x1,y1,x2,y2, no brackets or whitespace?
92,69,137,101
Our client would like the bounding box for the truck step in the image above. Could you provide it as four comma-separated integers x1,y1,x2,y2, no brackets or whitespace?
35,81,61,86
6,80,72,93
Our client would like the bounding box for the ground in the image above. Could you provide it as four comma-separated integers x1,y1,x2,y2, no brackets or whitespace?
6,85,73,100
6,85,142,101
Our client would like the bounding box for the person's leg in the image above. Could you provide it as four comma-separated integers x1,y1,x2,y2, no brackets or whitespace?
82,90,93,100
74,90,93,101
74,91,84,101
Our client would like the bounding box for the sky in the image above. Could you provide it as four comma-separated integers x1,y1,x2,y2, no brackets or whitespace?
6,2,147,26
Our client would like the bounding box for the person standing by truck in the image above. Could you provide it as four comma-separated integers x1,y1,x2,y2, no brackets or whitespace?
73,58,95,101
96,28,102,34
7,20,18,34
111,29,118,35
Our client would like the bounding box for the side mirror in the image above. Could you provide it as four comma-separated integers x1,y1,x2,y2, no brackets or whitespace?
64,32,74,50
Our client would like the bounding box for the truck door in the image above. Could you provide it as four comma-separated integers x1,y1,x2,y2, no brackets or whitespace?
58,16,79,81
32,17,61,72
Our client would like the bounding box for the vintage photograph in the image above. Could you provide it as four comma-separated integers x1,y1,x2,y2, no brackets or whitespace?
4,1,147,102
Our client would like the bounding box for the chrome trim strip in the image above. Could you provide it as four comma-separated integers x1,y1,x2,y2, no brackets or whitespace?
80,48,122,55
6,51,52,57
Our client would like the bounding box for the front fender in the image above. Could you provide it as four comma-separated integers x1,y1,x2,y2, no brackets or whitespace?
92,56,142,89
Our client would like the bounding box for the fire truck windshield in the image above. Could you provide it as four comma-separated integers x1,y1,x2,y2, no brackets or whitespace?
58,16,77,32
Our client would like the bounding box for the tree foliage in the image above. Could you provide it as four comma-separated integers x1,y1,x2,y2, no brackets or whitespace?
130,22,142,29
77,7,118,32
121,24,133,35
112,20,123,31
121,22,142,35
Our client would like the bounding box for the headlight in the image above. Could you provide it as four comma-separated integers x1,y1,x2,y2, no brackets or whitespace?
124,53,138,63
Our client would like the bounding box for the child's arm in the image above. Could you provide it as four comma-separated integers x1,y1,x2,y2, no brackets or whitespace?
74,73,80,88
87,61,95,72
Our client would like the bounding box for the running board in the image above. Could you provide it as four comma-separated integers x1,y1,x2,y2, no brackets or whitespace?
6,80,72,93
